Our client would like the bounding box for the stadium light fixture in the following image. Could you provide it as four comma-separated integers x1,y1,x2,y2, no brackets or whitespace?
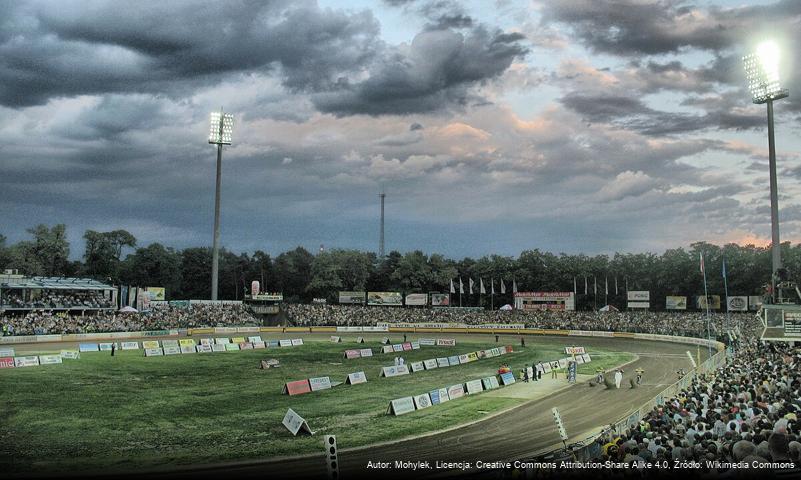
208,109,234,301
743,41,789,302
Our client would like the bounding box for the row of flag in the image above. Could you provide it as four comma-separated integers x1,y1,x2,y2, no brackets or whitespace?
449,278,517,295
446,254,728,297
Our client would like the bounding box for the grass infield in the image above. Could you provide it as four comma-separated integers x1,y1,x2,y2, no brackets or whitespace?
0,336,632,474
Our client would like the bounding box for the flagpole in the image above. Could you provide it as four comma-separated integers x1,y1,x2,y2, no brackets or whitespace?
723,258,730,338
701,253,712,359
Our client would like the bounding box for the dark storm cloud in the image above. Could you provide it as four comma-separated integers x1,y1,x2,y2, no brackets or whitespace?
560,92,763,136
0,0,381,107
539,0,801,56
311,27,527,116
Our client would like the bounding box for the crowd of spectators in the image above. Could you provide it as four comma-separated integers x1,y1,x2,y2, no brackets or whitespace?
0,303,259,336
0,290,114,309
573,336,800,475
285,304,755,338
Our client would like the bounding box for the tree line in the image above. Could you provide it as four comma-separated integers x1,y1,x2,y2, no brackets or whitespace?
0,224,795,310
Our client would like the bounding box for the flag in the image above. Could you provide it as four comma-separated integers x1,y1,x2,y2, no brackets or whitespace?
573,277,577,294
605,276,608,296
459,277,464,294
584,276,588,295
491,278,495,295
450,279,455,294
615,276,618,295
480,278,486,295
469,278,474,294
700,252,705,274
512,278,518,294
500,279,506,294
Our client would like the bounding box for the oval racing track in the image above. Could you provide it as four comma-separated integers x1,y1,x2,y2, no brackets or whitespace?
13,333,713,480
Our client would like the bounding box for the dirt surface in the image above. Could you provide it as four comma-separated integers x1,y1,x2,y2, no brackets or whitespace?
24,333,708,480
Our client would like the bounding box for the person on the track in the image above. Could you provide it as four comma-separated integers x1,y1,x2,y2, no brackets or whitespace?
635,368,644,385
614,369,623,388
596,368,604,385
522,367,529,383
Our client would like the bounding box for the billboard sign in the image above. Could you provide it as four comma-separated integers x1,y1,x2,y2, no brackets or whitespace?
748,296,763,311
665,296,687,310
696,295,721,310
727,296,748,312
627,291,650,301
628,301,650,309
430,293,449,306
338,291,366,304
146,287,165,301
514,292,575,311
367,292,402,306
405,293,427,306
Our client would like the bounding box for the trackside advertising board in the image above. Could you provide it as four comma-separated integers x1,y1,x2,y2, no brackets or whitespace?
727,296,748,311
0,348,14,357
436,339,456,346
388,397,416,415
38,354,63,365
465,379,484,395
60,350,79,359
405,293,427,306
437,357,449,367
0,357,14,368
666,296,687,310
339,291,366,304
359,348,373,357
15,356,40,367
500,372,516,385
283,380,312,396
367,292,402,306
413,393,432,409
423,359,438,370
121,342,139,350
482,376,500,390
309,377,332,392
79,343,99,352
430,388,449,404
347,371,367,385
282,408,313,435
381,365,410,377
447,384,465,400
142,340,160,349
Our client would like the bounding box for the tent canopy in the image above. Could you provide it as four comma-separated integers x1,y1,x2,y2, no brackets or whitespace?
599,305,619,312
118,306,138,313
499,304,513,311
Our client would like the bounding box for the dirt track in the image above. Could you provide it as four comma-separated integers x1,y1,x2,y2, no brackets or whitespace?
30,333,707,480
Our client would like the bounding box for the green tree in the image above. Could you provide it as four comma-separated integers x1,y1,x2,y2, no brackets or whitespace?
119,243,182,297
83,229,136,282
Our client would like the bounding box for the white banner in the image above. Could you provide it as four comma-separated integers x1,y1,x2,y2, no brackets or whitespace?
144,348,164,357
282,408,313,435
404,293,428,306
163,345,181,355
347,371,367,385
381,365,410,377
60,350,80,359
291,339,303,346
464,379,484,395
665,296,687,310
410,361,425,372
423,359,438,370
436,339,456,346
388,397,416,415
359,348,373,357
628,301,650,309
447,384,465,400
121,342,139,350
309,376,332,391
437,357,450,368
14,356,40,367
727,296,748,311
279,340,292,347
196,344,213,353
413,393,432,410
627,291,650,301
38,354,63,365
419,338,436,346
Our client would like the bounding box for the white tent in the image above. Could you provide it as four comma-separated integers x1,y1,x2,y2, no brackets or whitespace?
118,306,138,313
499,304,513,311
599,305,619,312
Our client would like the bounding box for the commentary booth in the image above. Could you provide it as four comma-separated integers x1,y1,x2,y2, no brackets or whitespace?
759,303,801,343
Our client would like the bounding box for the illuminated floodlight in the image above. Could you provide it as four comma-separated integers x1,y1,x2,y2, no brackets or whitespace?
743,41,788,104
208,111,234,145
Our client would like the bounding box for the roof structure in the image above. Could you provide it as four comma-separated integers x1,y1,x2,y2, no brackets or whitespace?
0,276,113,290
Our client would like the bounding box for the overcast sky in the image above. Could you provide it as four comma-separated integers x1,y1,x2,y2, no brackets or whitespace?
2,0,801,259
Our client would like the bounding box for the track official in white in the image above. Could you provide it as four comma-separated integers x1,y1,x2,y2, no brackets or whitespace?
614,369,623,389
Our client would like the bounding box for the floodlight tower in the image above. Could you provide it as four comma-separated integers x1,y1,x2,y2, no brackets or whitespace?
379,190,386,258
208,109,234,301
743,41,789,300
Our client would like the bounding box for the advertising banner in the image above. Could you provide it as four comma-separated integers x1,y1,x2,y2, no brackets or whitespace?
727,296,748,312
161,339,179,349
410,361,425,372
146,287,166,301
564,346,585,355
447,384,465,400
500,371,516,385
627,301,650,309
163,345,181,355
388,397,416,416
60,350,79,359
514,292,575,311
196,344,213,353
413,393,432,410
465,379,484,395
180,346,196,354
338,291,366,304
79,343,99,352
0,357,14,368
382,345,394,354
224,343,239,351
120,342,139,350
344,349,361,359
0,348,14,357
423,359,438,370
359,348,373,357
696,295,721,310
38,354,63,365
231,337,246,344
279,340,292,347
283,380,312,396
248,336,262,343
436,339,456,346
448,355,460,366
381,365,410,377
142,340,160,349
402,342,412,351
482,376,500,390
367,292,402,306
14,356,40,367
419,338,436,346
437,357,450,367
98,343,114,351
282,408,313,435
211,344,226,352
392,344,403,352
330,336,342,343
430,388,449,405
144,348,163,356
309,376,332,391
291,339,303,346
252,341,266,349
179,339,196,347
627,291,650,301
347,371,367,385
665,296,687,310
581,353,592,363
404,293,427,306
430,293,449,306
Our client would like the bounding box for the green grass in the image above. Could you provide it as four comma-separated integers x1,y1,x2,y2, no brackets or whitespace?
0,337,632,474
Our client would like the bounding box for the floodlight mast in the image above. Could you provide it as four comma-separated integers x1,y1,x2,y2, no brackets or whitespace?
743,44,788,303
208,109,233,301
